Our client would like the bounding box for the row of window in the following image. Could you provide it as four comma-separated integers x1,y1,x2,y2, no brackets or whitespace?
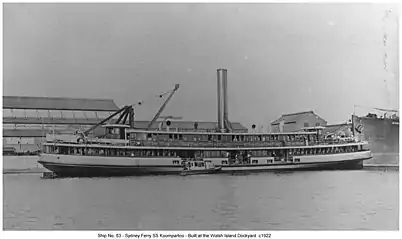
131,133,319,143
156,159,301,165
45,145,362,158
304,122,321,127
129,140,283,148
289,146,359,155
247,158,301,164
272,122,321,130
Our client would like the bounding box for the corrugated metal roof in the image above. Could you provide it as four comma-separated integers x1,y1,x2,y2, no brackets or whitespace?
3,96,119,111
271,111,327,125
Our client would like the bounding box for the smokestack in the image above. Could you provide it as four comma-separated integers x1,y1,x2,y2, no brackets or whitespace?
222,69,228,129
217,69,225,131
217,69,222,130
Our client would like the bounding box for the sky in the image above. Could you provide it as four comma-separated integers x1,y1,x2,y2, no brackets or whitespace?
3,3,399,130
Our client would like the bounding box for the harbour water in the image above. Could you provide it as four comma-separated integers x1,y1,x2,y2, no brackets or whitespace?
3,167,399,230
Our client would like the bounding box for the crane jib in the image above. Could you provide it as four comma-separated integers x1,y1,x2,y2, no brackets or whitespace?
147,84,180,129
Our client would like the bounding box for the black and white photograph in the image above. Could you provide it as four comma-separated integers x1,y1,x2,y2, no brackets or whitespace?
2,0,400,236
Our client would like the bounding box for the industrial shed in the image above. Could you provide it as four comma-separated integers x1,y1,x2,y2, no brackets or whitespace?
3,96,120,152
270,110,327,133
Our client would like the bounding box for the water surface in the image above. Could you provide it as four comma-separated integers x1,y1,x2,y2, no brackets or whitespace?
3,170,399,230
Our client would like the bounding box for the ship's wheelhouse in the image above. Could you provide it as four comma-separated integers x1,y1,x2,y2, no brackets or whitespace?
102,124,130,140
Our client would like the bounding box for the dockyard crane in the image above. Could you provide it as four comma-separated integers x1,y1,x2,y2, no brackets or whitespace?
147,84,180,129
80,84,180,137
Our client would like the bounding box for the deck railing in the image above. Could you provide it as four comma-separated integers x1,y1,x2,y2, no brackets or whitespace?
127,138,360,148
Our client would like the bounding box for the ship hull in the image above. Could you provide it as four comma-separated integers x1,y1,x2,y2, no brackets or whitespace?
354,115,399,164
38,151,372,177
38,162,181,177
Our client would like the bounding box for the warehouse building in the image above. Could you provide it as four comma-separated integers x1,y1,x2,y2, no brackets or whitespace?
3,96,247,153
3,96,120,153
270,110,327,133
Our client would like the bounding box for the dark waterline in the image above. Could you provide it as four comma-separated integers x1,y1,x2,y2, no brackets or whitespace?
3,170,399,230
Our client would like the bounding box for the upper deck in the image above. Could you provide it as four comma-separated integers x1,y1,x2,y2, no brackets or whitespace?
44,126,364,149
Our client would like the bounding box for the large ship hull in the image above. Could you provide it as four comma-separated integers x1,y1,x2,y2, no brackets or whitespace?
354,115,399,164
38,151,372,177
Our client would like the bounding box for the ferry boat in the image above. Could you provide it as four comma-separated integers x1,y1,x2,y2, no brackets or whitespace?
180,160,222,176
38,69,373,177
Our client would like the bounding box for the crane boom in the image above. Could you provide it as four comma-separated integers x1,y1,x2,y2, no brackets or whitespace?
83,106,129,136
147,84,180,129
